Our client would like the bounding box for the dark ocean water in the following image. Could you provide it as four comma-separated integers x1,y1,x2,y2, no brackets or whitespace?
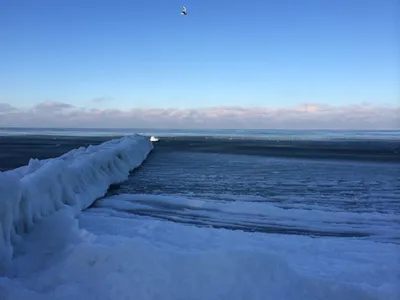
1,130,399,170
1,130,399,243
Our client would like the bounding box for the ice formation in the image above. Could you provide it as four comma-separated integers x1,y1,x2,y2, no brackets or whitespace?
0,134,153,271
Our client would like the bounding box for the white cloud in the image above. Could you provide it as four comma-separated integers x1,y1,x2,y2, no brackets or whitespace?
0,101,398,130
0,103,18,113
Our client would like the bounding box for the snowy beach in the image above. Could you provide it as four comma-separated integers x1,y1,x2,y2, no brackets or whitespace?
0,129,399,300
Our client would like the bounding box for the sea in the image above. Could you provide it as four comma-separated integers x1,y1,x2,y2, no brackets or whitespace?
0,127,399,300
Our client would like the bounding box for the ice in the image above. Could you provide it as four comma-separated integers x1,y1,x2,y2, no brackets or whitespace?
0,209,398,300
150,136,159,142
0,134,153,271
92,194,400,243
1,134,399,300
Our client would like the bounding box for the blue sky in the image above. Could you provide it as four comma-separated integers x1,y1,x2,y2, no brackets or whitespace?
0,0,399,128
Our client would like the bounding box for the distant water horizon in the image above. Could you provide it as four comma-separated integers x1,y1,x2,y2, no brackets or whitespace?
0,127,399,140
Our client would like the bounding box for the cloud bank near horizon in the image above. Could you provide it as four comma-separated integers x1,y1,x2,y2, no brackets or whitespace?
0,101,398,130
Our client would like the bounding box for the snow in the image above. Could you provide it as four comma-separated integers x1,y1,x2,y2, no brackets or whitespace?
1,209,399,300
150,136,159,142
0,133,399,300
0,134,153,272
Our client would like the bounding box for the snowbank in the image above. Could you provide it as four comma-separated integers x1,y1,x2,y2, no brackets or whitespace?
1,210,396,300
0,134,153,271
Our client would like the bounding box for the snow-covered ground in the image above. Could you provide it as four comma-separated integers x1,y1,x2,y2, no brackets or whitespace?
2,209,399,300
0,134,399,300
0,134,153,272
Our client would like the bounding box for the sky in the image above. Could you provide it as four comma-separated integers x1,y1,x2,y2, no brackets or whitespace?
0,0,399,129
